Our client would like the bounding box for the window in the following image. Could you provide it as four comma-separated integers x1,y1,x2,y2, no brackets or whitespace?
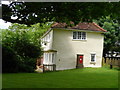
73,32,77,39
73,31,86,40
43,53,47,64
43,52,56,64
44,36,47,42
91,54,96,62
46,53,49,63
82,32,86,40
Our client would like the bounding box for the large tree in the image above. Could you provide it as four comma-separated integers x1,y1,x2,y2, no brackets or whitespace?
2,2,120,25
94,16,120,57
1,22,51,73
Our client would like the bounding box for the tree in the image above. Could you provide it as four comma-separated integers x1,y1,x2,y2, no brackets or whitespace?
2,2,120,26
2,45,19,73
2,22,51,72
94,16,120,57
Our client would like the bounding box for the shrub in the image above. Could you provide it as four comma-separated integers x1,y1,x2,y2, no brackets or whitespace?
2,23,50,73
18,57,36,73
2,45,19,73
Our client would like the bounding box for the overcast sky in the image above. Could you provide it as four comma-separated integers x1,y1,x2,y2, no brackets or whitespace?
0,19,11,29
0,1,11,29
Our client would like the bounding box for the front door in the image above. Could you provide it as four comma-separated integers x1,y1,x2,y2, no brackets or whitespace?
76,55,84,68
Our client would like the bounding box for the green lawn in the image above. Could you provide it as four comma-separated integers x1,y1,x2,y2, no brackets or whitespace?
2,67,118,88
0,74,2,89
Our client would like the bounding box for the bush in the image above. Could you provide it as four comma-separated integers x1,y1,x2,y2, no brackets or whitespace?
14,39,41,58
1,23,48,73
18,57,36,73
2,45,19,73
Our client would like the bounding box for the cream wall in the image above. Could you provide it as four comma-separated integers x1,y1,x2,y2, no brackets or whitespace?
41,30,53,51
52,29,104,70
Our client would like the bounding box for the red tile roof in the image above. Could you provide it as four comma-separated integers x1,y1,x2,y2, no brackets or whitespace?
51,22,107,32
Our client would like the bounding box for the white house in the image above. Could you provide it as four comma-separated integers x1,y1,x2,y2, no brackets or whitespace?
41,22,107,70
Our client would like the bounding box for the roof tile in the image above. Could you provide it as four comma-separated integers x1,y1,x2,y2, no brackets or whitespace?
51,22,107,32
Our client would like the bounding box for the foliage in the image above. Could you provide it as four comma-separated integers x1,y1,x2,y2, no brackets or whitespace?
2,2,120,25
2,23,51,73
94,16,120,57
2,2,120,57
18,57,37,73
2,45,19,73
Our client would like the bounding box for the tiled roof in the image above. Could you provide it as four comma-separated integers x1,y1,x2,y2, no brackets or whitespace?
51,22,107,32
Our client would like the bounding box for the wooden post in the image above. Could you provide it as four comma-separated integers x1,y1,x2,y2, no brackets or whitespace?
53,64,56,71
104,57,106,63
43,64,56,72
110,64,113,69
43,64,44,72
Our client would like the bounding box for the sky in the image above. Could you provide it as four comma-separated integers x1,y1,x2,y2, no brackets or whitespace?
0,1,11,29
0,19,11,29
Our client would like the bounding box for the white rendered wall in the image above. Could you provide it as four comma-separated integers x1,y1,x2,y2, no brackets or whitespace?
52,29,104,70
41,30,53,51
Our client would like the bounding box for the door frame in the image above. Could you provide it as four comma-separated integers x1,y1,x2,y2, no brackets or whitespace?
76,54,84,68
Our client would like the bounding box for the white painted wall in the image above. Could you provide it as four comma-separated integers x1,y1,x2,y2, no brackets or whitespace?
41,30,53,51
52,29,104,70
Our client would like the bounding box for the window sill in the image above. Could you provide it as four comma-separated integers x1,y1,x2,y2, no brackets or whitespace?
90,62,96,64
72,39,87,41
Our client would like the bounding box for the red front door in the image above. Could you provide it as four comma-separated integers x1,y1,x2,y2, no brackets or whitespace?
76,55,84,68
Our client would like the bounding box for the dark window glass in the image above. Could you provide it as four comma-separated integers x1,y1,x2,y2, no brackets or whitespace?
73,32,77,39
91,54,95,62
82,32,86,40
73,32,86,40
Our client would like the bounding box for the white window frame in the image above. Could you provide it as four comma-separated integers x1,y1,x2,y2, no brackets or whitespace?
90,53,96,62
43,52,56,64
72,31,87,40
52,53,55,64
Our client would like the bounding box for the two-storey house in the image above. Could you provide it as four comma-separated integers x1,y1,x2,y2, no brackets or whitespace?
41,22,107,70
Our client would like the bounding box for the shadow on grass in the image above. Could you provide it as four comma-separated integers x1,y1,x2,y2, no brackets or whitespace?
102,64,120,71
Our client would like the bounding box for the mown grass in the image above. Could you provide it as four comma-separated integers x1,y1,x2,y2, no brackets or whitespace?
2,67,118,88
0,74,2,89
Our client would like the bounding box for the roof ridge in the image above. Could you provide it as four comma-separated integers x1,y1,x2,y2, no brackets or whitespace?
51,22,59,27
51,22,107,32
93,22,107,32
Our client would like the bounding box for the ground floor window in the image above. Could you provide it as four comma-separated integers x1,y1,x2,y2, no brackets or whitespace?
91,54,96,62
43,52,56,64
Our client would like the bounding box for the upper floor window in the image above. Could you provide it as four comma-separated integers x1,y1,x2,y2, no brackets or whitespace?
42,33,51,43
73,31,86,40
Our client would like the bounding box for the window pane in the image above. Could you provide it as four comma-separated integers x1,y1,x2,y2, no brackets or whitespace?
49,53,51,64
91,54,95,62
78,32,81,39
46,53,48,63
49,33,51,40
52,53,54,64
47,36,48,41
82,32,86,40
43,53,46,64
73,32,77,39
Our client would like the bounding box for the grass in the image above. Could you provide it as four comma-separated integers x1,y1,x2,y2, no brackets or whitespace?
2,67,118,88
0,74,2,89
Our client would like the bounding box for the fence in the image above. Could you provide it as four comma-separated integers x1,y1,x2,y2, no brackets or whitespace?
43,64,56,72
103,57,120,69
